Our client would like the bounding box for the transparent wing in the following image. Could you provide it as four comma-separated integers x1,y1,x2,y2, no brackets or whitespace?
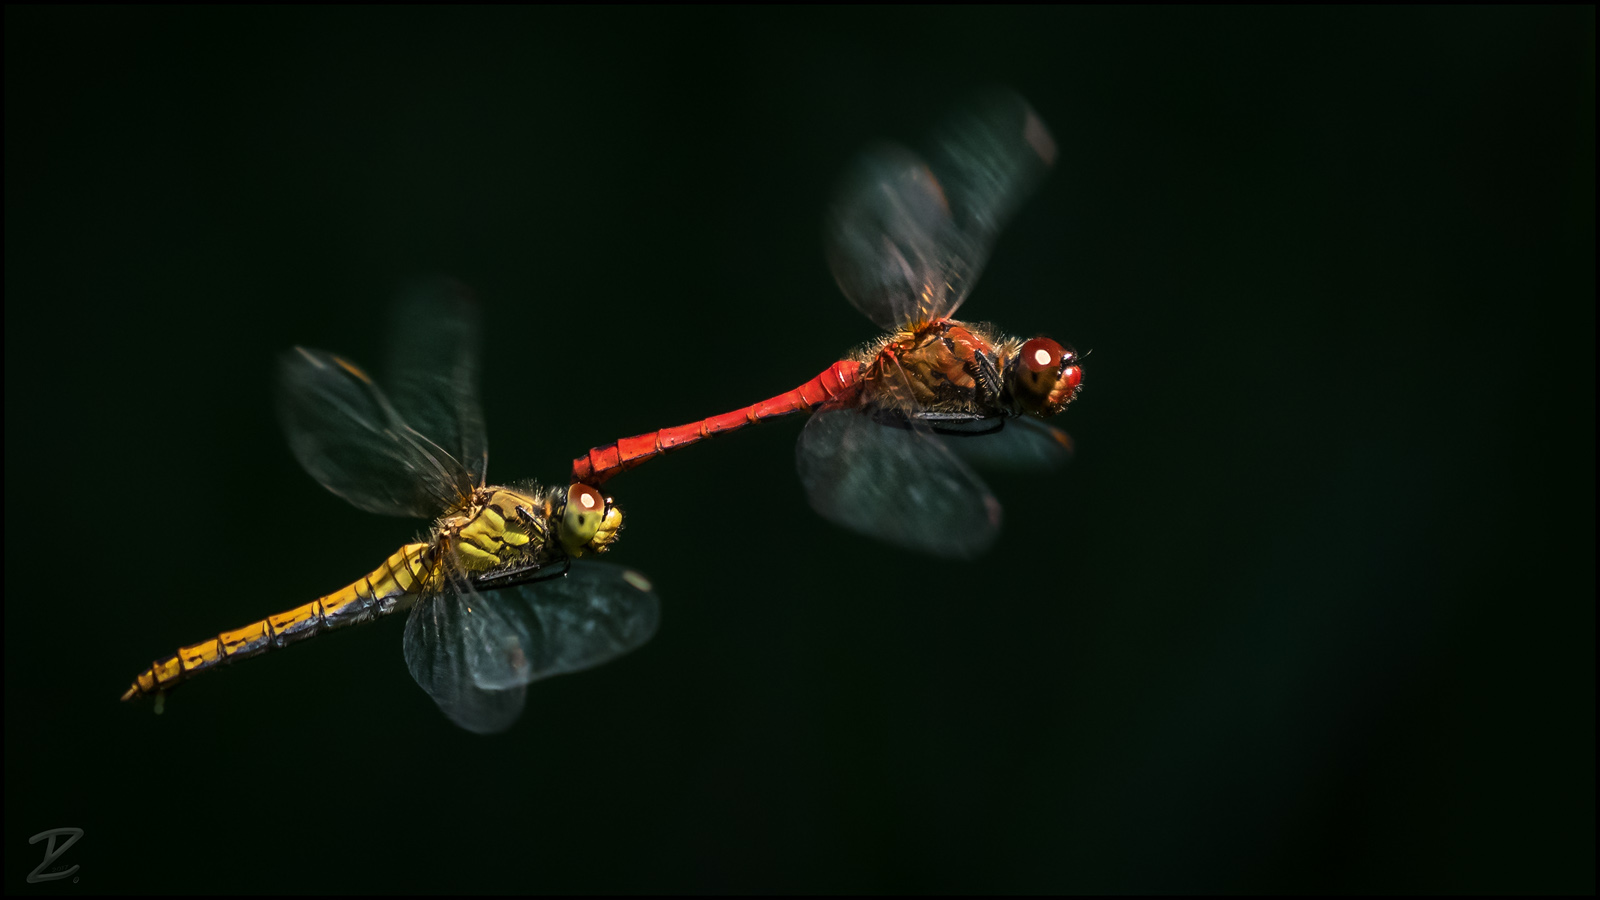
420,676,528,736
402,571,529,734
795,405,1001,559
920,413,1074,473
924,88,1057,260
402,563,660,733
278,347,477,517
385,278,488,490
824,90,1055,331
825,142,977,331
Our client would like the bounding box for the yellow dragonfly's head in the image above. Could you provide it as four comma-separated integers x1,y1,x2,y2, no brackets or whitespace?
558,483,623,557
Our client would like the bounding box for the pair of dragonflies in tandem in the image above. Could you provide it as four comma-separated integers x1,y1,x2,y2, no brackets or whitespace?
121,90,1088,733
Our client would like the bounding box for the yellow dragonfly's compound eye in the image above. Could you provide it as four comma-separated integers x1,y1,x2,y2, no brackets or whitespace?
560,483,606,554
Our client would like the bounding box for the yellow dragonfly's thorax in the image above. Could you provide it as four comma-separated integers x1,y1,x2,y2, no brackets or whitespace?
440,484,623,575
439,487,553,573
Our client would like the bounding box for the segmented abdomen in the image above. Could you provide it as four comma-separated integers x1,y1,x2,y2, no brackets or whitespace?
571,359,861,485
120,542,436,701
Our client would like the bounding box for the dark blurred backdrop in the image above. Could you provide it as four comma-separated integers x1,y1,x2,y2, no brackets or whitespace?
5,7,1593,894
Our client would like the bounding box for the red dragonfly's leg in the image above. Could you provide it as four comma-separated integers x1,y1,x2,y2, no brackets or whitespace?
572,360,863,486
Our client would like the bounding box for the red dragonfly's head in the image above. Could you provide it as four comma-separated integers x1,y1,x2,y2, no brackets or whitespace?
1008,337,1084,417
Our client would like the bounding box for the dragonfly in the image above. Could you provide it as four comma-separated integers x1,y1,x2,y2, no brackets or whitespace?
121,280,660,733
571,90,1084,558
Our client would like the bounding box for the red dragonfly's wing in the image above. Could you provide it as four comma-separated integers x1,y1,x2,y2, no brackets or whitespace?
825,90,1056,331
403,563,660,734
919,413,1075,472
795,404,1001,559
923,88,1058,274
825,143,968,332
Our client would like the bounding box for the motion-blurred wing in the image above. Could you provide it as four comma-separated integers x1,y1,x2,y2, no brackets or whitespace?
385,278,489,490
825,142,977,331
796,405,1001,558
924,88,1057,261
403,563,660,734
825,90,1055,332
922,413,1074,473
278,347,478,517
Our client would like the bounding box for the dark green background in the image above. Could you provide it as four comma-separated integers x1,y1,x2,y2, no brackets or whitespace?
5,7,1593,894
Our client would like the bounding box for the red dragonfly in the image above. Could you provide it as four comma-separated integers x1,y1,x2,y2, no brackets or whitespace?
572,91,1084,558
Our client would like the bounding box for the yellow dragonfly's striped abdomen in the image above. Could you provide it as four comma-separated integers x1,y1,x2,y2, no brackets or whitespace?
121,542,438,701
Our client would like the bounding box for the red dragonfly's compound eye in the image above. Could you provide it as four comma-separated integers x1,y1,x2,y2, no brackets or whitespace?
1020,337,1064,372
1050,344,1083,413
1058,359,1083,392
1013,337,1065,409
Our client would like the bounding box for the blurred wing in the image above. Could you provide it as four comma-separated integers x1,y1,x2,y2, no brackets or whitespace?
924,88,1057,261
796,405,1001,558
403,563,660,733
824,90,1055,331
278,347,475,518
922,413,1074,473
825,142,977,331
385,278,489,490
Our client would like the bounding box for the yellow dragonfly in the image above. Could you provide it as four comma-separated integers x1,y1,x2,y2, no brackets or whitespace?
120,280,660,733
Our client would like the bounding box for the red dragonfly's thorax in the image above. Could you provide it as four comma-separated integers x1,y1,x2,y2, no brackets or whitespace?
856,318,1083,419
860,319,1003,414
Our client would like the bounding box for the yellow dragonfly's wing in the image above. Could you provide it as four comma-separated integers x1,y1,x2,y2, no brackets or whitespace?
383,278,488,491
403,563,661,734
277,279,486,518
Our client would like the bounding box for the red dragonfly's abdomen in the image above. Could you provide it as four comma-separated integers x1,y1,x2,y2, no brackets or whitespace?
572,359,862,485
